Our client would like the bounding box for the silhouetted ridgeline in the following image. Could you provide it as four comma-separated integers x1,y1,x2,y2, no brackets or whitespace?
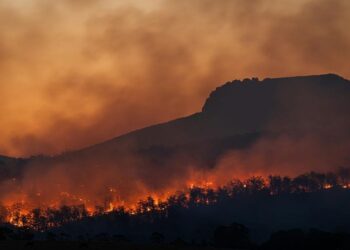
81,73,350,151
203,74,348,132
2,74,350,175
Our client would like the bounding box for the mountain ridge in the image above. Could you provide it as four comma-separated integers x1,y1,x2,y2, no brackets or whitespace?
74,73,349,155
1,73,350,179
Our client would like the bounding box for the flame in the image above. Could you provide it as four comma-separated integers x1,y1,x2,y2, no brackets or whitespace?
1,173,350,229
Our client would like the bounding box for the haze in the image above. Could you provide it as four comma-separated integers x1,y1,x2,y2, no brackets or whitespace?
1,0,349,157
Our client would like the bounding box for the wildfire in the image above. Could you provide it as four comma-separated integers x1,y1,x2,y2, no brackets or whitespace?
1,172,350,230
7,209,31,227
0,181,218,229
188,181,214,189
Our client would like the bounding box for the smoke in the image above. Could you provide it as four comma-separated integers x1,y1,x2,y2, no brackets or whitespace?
0,0,350,213
1,0,350,156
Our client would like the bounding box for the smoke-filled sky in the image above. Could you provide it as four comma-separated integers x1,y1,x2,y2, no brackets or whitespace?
1,0,350,157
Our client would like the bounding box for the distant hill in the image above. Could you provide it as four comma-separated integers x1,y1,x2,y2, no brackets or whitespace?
76,73,350,152
57,74,350,164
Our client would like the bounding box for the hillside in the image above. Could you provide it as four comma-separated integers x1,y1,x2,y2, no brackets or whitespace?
1,74,350,202
74,73,350,152
55,73,350,165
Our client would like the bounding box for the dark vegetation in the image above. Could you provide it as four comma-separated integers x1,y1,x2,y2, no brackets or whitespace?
1,168,350,249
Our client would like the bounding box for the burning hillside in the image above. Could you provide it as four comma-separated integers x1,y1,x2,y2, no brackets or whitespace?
1,74,350,229
2,169,350,230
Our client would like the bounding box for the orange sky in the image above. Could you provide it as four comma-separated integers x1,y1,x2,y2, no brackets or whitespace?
1,0,350,157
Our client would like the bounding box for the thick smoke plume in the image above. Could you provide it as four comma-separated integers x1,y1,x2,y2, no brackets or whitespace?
1,0,350,156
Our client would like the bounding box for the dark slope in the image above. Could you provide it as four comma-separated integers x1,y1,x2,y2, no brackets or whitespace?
60,73,350,160
80,73,350,150
2,74,350,177
0,155,27,181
